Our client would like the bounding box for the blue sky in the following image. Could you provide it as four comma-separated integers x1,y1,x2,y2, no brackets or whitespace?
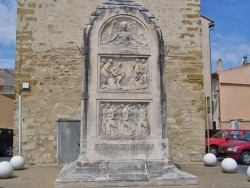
201,0,250,72
0,0,17,69
0,0,249,72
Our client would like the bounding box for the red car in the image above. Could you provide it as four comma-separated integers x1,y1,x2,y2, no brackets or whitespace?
218,133,250,164
206,129,250,156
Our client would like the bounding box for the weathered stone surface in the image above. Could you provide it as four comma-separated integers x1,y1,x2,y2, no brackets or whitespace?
107,161,146,174
56,160,198,187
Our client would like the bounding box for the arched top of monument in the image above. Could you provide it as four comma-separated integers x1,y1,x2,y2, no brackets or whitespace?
85,0,162,40
99,15,149,48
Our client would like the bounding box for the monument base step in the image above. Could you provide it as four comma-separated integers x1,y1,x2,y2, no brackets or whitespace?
56,159,198,187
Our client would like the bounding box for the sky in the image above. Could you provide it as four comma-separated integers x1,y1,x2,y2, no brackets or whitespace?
201,0,250,72
0,0,17,69
0,0,250,72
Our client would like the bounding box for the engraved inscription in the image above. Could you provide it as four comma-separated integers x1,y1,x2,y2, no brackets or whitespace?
99,57,148,91
100,17,148,47
99,102,150,137
95,144,154,150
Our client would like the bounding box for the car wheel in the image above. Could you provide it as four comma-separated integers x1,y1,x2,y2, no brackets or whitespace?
240,151,250,165
4,146,13,157
210,146,218,156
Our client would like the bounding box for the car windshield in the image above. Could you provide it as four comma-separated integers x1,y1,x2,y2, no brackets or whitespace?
212,130,229,138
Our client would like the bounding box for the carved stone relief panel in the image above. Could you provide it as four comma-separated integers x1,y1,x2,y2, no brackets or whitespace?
100,16,149,48
99,56,149,92
98,102,150,137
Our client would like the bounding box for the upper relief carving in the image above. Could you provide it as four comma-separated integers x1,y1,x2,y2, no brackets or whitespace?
99,57,149,92
100,17,149,48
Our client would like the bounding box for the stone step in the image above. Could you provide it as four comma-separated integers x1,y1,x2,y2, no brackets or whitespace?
56,159,197,186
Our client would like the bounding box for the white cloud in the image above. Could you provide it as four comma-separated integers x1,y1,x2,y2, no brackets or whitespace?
0,0,17,45
211,33,250,71
213,33,223,39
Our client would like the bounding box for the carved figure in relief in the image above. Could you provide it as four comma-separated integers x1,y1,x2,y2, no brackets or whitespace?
129,58,148,91
102,72,126,90
105,77,117,90
100,104,108,135
131,105,139,135
100,59,113,86
128,59,138,88
111,62,122,77
101,60,126,90
139,59,148,84
116,73,126,89
138,105,149,135
115,104,123,134
120,105,132,135
106,104,118,136
101,21,148,47
128,105,135,134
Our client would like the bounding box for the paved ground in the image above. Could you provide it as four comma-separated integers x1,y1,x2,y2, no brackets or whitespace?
0,157,250,188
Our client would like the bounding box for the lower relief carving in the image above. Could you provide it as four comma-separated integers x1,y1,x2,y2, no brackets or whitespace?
100,57,149,92
99,102,150,137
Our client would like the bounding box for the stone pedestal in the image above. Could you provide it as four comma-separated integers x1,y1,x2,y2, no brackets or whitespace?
56,0,198,186
56,159,197,187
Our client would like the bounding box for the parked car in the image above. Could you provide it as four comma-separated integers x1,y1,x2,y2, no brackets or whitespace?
218,133,250,164
206,129,250,156
0,128,13,157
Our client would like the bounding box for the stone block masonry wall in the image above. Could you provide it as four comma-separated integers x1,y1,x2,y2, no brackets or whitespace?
150,0,204,162
14,0,91,163
15,0,204,164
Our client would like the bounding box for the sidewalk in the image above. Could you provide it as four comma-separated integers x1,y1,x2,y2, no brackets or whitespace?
0,162,249,188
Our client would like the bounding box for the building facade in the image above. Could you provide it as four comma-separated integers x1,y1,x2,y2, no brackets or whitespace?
212,62,250,130
0,68,15,129
15,0,205,164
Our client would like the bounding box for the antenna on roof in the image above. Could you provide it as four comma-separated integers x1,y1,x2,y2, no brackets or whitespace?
242,56,249,65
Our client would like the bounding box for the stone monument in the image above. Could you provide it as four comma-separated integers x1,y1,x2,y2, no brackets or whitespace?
56,0,198,186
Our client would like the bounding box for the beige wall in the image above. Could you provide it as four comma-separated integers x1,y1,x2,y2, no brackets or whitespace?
0,95,14,129
215,65,250,129
221,121,250,130
15,0,205,164
220,85,250,121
